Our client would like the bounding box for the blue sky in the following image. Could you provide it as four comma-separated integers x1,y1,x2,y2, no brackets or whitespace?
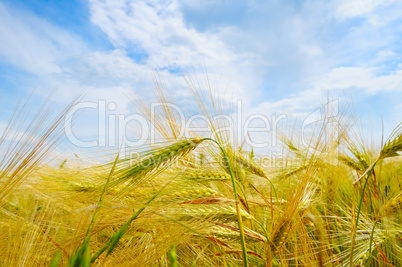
0,0,402,154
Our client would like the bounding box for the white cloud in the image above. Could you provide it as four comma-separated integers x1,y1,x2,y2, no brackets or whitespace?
0,2,86,75
247,88,325,120
334,0,394,19
314,66,402,94
65,50,150,83
245,65,402,120
300,44,324,57
377,50,396,58
89,0,232,67
88,0,267,104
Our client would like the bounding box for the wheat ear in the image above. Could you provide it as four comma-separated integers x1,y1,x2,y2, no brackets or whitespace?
269,220,291,254
354,122,402,185
377,191,402,219
185,171,231,182
234,152,268,179
110,138,203,189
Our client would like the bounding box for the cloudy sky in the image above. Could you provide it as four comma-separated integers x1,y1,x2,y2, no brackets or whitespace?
0,0,401,153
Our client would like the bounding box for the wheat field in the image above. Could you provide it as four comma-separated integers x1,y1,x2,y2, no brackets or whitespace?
0,88,401,267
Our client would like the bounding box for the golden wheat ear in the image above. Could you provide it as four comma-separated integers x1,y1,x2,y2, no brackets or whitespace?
234,151,268,179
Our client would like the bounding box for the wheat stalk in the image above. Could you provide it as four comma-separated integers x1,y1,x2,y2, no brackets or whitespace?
202,138,250,266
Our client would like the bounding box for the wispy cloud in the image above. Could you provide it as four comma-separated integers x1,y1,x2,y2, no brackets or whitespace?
334,0,395,19
88,0,267,102
0,2,86,75
314,66,402,94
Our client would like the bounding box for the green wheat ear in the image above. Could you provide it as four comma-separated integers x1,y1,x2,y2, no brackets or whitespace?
110,138,204,189
379,122,402,159
355,123,402,185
